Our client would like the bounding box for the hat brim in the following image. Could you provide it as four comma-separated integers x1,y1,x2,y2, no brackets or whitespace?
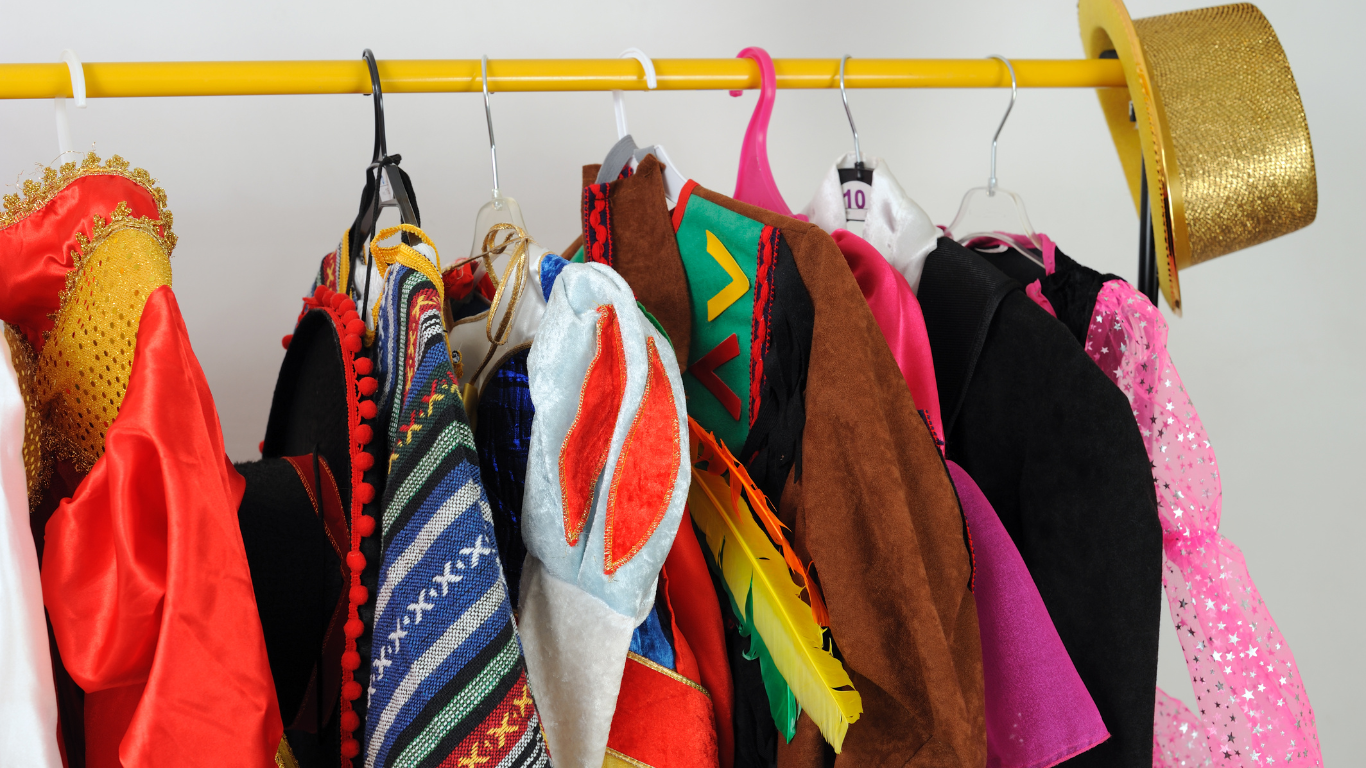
1079,0,1188,315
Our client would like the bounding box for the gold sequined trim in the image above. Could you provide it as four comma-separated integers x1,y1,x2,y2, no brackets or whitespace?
625,651,711,698
2,153,177,251
6,155,177,505
274,736,300,768
4,327,48,510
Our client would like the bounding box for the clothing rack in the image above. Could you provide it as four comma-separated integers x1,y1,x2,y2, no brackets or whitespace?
0,58,1126,98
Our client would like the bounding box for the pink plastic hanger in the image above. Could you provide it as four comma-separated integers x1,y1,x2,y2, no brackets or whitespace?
730,47,791,215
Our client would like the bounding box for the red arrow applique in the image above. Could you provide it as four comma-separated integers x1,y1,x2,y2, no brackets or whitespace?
687,333,741,421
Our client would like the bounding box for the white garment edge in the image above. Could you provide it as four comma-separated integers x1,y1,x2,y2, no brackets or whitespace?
800,152,940,294
0,323,63,767
518,556,640,768
447,242,552,393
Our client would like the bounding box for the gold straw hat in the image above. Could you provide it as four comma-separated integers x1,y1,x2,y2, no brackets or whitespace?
1078,0,1316,314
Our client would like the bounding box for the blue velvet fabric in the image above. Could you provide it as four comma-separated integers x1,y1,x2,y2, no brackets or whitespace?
474,348,534,606
539,252,569,301
629,607,676,670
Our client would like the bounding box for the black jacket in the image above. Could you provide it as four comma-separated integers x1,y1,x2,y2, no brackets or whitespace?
918,238,1162,768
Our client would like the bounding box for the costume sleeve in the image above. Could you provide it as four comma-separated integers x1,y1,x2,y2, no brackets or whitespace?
41,286,282,767
0,327,62,767
950,292,1162,768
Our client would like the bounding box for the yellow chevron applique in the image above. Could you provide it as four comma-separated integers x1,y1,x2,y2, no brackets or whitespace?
705,230,750,322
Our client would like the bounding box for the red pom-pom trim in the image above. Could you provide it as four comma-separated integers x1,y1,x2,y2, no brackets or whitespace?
355,514,376,537
344,617,364,639
346,551,367,572
294,279,385,763
356,482,375,505
258,440,265,454
349,585,369,605
281,334,293,349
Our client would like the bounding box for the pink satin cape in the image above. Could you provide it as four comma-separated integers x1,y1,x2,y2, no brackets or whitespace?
41,287,282,767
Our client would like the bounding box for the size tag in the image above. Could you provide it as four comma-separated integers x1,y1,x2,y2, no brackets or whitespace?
841,180,872,222
378,169,395,203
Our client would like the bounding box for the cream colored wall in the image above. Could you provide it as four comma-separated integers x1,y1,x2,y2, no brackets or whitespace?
2,0,1357,761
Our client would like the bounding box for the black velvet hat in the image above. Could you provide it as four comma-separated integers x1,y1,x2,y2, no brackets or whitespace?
235,284,385,766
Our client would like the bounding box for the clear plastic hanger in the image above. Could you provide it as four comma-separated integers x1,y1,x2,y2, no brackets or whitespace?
944,56,1044,268
54,50,85,163
469,55,526,259
609,48,688,204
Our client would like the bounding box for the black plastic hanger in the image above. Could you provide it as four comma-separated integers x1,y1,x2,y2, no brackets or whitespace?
348,49,421,304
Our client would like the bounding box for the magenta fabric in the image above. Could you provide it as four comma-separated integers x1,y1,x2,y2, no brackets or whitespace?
830,229,945,448
1085,281,1322,767
947,461,1109,768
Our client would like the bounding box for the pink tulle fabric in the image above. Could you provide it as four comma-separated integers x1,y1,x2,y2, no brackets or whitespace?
1084,281,1322,767
948,461,1110,768
826,227,1108,767
830,229,944,446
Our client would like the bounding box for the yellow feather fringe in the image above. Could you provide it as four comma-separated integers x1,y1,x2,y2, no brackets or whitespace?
688,439,863,752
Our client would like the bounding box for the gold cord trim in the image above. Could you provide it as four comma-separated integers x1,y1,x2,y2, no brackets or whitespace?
625,651,711,698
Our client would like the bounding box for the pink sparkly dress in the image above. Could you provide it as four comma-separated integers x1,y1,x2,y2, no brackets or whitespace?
1084,281,1321,768
830,228,1109,768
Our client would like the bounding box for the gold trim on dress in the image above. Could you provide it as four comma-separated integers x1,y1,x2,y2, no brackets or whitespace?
625,651,711,698
603,747,654,768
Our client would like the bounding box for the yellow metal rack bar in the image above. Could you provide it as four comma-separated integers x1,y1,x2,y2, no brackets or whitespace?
0,58,1125,99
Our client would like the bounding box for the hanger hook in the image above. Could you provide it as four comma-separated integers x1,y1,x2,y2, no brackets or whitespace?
987,55,1016,196
482,55,500,197
839,55,862,168
362,49,386,163
613,48,657,140
55,49,86,161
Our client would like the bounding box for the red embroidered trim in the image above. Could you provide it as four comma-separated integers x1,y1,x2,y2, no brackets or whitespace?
687,334,741,421
671,180,699,232
748,226,778,428
581,182,614,266
295,284,378,766
603,337,680,574
558,305,626,546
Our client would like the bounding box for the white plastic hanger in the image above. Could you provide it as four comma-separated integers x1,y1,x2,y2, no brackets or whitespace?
469,55,526,259
609,48,687,204
944,56,1044,267
54,50,86,163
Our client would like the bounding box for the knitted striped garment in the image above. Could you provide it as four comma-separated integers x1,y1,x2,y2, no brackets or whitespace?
363,242,548,768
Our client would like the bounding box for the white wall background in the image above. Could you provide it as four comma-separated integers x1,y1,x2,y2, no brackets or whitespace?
2,0,1357,762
